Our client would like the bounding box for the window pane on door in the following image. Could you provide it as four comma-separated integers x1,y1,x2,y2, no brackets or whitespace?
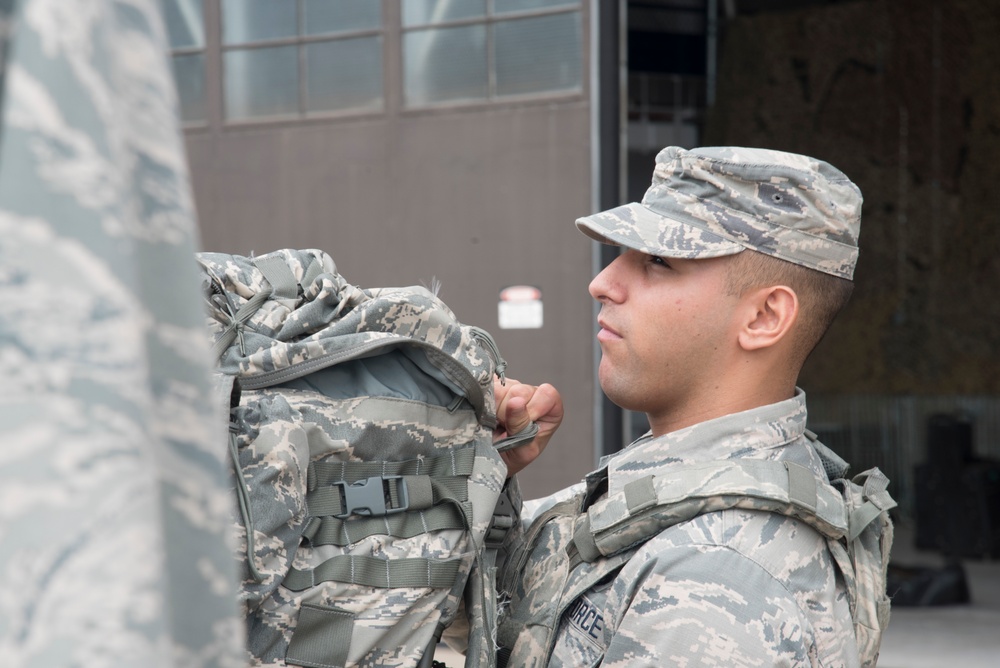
404,25,487,105
222,0,296,44
303,0,381,36
172,53,206,123
224,46,298,119
493,0,577,15
305,37,383,113
401,0,485,27
495,13,581,97
162,0,204,49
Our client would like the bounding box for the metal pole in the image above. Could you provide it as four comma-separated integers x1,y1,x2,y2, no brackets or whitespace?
707,0,717,107
591,0,624,462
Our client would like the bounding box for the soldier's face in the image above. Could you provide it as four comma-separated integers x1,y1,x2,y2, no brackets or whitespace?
589,249,742,432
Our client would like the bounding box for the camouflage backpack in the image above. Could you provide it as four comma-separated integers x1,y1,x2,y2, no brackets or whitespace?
500,437,895,667
199,249,529,668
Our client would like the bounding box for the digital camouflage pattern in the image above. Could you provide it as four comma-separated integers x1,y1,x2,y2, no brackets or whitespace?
200,249,498,405
199,249,510,667
498,390,894,667
576,145,864,279
0,1,245,667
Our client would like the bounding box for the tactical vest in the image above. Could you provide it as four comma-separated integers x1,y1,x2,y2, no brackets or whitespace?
497,445,895,667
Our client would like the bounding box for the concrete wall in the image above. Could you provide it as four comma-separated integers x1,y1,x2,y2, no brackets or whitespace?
185,101,597,499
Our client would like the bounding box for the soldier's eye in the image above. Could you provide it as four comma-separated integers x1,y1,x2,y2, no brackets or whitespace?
649,255,671,268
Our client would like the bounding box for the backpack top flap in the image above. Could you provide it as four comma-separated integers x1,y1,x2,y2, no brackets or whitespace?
199,248,498,426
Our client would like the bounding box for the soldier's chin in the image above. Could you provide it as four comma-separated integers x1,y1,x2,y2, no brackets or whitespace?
598,375,644,414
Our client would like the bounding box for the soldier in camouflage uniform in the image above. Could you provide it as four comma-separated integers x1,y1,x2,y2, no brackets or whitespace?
495,146,871,666
0,2,244,667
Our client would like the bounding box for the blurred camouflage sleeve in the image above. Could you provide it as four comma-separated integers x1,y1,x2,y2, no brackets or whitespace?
0,1,245,666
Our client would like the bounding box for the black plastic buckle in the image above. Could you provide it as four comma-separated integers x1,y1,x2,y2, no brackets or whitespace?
334,476,408,518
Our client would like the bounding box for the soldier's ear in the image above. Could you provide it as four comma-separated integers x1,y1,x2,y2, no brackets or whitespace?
737,285,798,352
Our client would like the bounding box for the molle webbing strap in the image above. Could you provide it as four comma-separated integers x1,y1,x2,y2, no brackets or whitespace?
302,505,468,547
285,604,353,668
624,474,657,514
785,460,819,512
253,254,299,300
282,555,463,591
307,447,477,488
305,475,470,522
304,448,478,544
568,516,599,570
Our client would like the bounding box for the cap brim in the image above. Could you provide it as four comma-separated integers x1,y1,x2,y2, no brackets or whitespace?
576,202,745,259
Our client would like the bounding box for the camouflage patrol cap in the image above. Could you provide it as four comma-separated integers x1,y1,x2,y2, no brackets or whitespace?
576,146,863,279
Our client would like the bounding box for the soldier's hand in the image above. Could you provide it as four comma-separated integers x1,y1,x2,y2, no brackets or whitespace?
493,378,563,476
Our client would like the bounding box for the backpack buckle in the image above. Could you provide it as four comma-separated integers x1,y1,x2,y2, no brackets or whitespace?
334,476,409,518
485,490,516,549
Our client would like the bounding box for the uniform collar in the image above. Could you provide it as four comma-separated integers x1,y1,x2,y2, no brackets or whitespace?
599,388,809,496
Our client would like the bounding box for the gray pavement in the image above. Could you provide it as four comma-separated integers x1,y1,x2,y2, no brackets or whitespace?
878,523,1000,668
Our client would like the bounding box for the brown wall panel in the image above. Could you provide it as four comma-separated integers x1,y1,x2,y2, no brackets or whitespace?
704,0,1000,395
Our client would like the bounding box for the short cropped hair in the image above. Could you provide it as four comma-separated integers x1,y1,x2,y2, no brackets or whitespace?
724,250,854,362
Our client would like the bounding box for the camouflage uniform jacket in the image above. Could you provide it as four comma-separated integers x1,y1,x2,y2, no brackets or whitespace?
500,389,860,667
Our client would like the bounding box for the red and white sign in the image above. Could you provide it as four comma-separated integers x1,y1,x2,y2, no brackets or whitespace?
498,285,543,329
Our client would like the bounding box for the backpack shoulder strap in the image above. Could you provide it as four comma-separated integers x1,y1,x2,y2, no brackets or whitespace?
569,459,850,566
828,468,896,667
845,467,895,541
